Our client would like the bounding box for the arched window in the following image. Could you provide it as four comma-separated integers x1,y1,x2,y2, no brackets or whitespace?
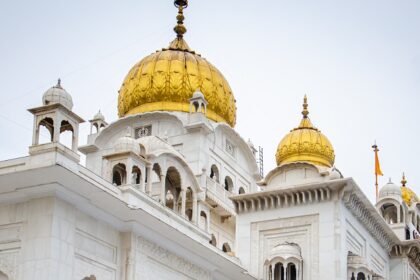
60,120,74,149
381,203,398,224
151,163,162,183
193,101,199,112
222,242,232,253
417,216,420,232
165,167,181,212
112,163,126,186
131,166,141,185
0,271,8,280
357,272,365,280
210,164,219,182
38,117,54,143
239,187,246,194
265,243,302,280
224,176,233,192
200,211,208,231
93,123,99,133
185,208,193,221
287,263,297,280
209,233,217,247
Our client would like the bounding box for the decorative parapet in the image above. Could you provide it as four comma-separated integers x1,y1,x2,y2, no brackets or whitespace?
231,181,334,214
390,241,420,272
206,176,236,216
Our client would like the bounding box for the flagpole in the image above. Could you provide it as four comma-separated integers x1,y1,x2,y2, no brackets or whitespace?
372,143,380,201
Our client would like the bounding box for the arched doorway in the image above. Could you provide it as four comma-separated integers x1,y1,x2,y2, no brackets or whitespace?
165,167,182,212
112,163,126,186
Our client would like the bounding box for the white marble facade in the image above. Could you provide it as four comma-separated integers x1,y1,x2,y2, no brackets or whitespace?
0,7,420,280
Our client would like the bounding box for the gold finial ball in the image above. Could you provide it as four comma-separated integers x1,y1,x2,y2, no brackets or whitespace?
174,24,186,36
174,0,188,8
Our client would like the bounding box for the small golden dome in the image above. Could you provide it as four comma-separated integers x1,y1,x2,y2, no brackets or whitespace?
401,173,419,206
118,1,236,126
275,96,335,167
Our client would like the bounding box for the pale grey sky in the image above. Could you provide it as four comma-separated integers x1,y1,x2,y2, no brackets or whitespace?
0,0,419,202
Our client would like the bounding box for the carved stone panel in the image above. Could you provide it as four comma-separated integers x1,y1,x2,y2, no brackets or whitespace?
136,237,211,280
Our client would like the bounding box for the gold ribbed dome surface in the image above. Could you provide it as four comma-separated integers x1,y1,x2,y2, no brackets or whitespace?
401,174,419,206
118,37,236,126
275,96,335,167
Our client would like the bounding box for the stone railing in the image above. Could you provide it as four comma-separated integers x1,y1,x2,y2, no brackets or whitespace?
206,177,236,215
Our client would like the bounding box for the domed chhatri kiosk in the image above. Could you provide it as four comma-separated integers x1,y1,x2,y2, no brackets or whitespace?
0,1,419,280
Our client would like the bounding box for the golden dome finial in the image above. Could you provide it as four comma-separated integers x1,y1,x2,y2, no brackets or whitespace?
400,172,419,206
401,172,407,187
302,94,309,118
275,96,335,167
174,0,188,39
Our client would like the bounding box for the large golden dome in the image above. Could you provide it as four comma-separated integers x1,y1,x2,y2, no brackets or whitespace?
118,2,236,126
275,96,335,167
401,174,419,206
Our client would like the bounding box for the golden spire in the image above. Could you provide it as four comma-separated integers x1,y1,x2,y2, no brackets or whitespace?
302,94,309,118
296,95,315,129
167,0,192,51
401,172,407,187
174,0,188,39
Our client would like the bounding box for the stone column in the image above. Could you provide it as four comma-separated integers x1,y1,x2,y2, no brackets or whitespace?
32,117,38,145
160,174,166,204
271,264,275,280
283,263,287,280
53,115,61,143
192,192,198,225
146,165,152,194
72,125,78,152
181,189,186,217
140,167,146,192
206,210,210,232
126,160,133,186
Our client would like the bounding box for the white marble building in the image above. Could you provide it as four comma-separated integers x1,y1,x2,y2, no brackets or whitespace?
0,1,419,279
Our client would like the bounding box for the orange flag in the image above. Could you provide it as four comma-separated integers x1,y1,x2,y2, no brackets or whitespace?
374,149,383,176
372,143,383,201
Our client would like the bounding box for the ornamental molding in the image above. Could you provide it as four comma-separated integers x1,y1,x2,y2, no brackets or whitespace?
342,190,396,251
137,237,211,280
277,141,334,164
0,250,19,280
390,243,420,272
231,183,334,214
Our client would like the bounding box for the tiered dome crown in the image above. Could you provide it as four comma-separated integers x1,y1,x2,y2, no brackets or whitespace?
117,1,236,127
379,180,402,199
42,79,73,110
275,96,335,167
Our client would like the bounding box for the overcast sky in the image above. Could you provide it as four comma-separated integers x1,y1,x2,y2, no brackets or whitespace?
0,0,419,203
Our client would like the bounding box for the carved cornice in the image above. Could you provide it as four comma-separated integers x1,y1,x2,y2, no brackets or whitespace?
231,183,334,213
342,190,396,251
